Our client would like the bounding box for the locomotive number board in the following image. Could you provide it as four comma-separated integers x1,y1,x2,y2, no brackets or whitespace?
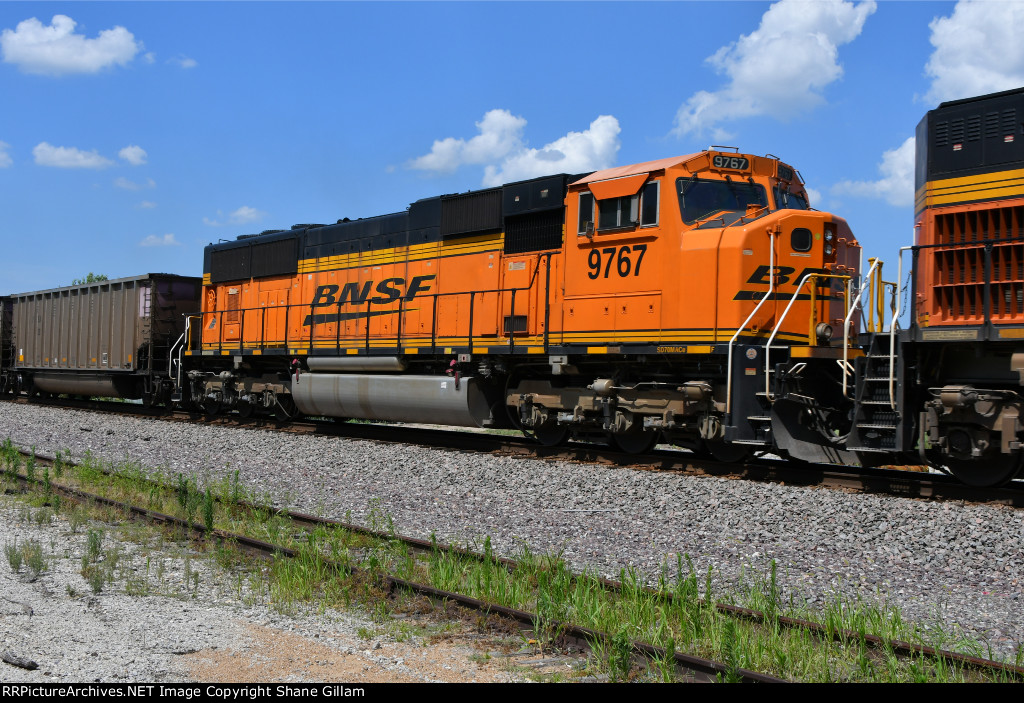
712,155,749,170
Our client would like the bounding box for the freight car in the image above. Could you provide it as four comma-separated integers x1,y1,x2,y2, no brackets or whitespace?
0,296,12,395
8,274,201,405
182,149,865,462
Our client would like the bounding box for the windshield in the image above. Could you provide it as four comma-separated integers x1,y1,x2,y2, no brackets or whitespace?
677,177,768,224
774,185,810,210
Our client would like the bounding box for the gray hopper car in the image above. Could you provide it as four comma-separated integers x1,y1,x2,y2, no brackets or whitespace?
0,296,12,395
9,274,201,403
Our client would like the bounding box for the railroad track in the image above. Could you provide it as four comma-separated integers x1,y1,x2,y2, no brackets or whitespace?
5,395,1024,508
4,445,782,683
6,445,1024,683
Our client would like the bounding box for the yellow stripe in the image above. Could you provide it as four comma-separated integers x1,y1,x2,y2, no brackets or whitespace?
922,167,1024,209
297,234,503,274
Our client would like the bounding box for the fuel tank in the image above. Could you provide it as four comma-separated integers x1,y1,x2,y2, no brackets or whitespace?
291,373,494,427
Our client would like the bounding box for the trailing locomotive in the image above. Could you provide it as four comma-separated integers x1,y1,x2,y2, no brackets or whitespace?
5,87,1024,487
858,86,1024,486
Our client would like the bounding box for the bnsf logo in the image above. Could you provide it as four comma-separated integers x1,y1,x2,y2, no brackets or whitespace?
304,275,435,326
734,266,841,302
746,266,828,286
311,275,436,307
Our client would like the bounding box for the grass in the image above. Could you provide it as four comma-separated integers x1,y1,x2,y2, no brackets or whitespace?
1,435,1021,683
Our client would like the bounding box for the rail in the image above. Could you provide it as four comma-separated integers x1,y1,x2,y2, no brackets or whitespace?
889,246,914,409
190,254,553,358
726,227,778,415
841,258,880,397
763,272,851,401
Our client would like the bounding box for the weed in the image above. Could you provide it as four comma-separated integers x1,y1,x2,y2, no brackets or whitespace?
608,627,634,682
85,529,103,563
5,539,23,572
22,540,45,579
86,565,104,594
202,487,214,532
719,618,742,683
25,447,36,484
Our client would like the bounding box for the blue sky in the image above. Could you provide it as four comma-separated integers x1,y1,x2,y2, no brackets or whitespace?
1,1,1023,293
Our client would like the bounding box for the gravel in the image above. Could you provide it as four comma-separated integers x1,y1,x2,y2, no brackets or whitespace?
2,402,1023,663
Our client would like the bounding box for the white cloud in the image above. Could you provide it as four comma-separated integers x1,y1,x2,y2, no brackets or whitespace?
409,111,621,187
138,200,156,209
33,142,113,169
139,233,179,247
831,137,915,207
0,141,11,168
0,14,140,76
168,55,197,69
673,0,876,138
143,52,155,64
204,206,267,226
804,187,822,207
925,0,1024,105
114,176,156,190
483,115,621,186
118,144,147,165
409,109,526,173
230,206,265,223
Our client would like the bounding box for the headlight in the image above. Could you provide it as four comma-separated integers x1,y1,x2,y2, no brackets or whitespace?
824,243,834,255
824,227,834,242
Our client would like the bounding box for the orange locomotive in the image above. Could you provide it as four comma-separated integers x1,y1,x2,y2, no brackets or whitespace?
184,148,862,460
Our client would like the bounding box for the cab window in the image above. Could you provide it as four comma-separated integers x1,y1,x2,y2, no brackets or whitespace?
595,181,659,231
577,192,594,234
677,177,768,224
774,185,810,210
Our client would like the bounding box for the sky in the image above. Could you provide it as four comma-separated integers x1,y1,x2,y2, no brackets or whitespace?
2,0,1024,293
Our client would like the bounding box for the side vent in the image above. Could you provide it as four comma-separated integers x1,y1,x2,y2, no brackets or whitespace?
503,209,563,255
441,189,502,237
503,315,528,335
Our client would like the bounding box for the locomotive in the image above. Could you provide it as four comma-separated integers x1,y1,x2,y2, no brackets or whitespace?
3,87,1024,487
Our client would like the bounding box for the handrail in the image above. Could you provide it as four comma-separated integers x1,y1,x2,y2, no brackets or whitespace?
763,272,851,401
889,246,913,410
168,331,184,381
842,257,881,397
196,275,547,356
726,228,777,415
173,314,202,393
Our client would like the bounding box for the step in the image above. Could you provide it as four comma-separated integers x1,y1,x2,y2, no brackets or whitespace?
747,416,772,422
855,423,898,430
730,439,771,446
846,446,891,453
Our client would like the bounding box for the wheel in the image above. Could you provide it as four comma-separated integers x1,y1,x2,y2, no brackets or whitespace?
236,397,254,419
274,395,296,422
202,397,220,418
532,423,569,447
705,441,753,464
611,428,661,454
931,453,1023,487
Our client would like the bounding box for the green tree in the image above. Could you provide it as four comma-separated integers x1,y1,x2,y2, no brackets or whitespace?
71,273,109,285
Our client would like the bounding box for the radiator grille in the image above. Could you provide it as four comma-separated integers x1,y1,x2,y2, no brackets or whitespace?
929,204,1024,323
